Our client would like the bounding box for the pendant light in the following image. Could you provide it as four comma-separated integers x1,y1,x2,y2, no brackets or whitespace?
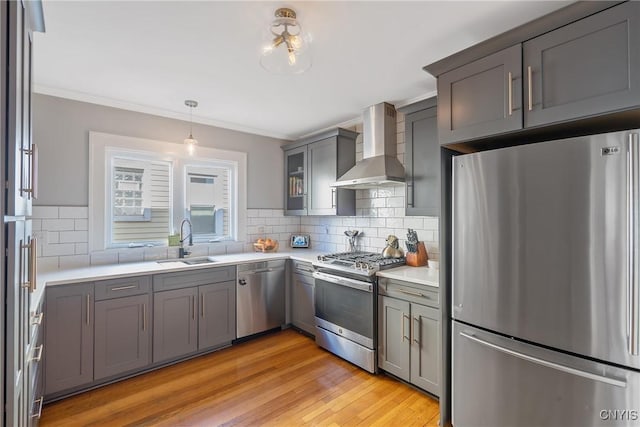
260,8,311,74
184,100,198,154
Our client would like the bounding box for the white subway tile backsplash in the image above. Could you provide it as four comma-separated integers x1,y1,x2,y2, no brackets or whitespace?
404,217,424,230
75,243,88,255
42,219,75,231
47,231,59,244
118,249,144,264
143,247,169,261
32,220,42,231
43,243,75,257
75,219,88,231
90,251,119,266
386,197,405,208
33,206,59,219
38,256,59,272
59,255,90,270
59,230,88,244
59,206,88,219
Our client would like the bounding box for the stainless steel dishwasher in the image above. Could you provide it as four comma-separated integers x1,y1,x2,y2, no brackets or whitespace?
236,260,286,339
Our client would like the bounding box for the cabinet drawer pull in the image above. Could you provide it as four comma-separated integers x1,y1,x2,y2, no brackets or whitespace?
507,71,513,116
31,311,44,325
110,285,137,291
527,66,533,111
397,288,429,298
31,397,44,419
30,345,43,363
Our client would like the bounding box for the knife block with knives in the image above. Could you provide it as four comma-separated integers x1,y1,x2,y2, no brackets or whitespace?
405,228,428,267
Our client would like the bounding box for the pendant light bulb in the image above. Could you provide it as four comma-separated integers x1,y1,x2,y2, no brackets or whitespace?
184,100,198,154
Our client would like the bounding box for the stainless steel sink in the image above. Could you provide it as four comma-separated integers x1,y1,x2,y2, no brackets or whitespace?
157,257,216,266
181,257,216,265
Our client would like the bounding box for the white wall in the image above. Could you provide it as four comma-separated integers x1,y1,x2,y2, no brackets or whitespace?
32,94,288,208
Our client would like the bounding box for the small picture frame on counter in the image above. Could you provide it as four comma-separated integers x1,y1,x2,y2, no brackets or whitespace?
290,234,310,248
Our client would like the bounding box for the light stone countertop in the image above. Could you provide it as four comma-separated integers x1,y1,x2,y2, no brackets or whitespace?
37,250,323,289
376,265,439,288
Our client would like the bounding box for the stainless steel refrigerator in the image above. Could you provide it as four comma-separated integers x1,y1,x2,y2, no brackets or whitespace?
452,129,640,427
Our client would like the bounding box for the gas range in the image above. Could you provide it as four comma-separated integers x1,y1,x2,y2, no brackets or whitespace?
314,251,406,278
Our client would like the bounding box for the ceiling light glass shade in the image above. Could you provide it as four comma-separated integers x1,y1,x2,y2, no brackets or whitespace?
260,8,312,74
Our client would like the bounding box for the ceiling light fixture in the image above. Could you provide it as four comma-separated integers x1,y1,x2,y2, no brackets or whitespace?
184,99,198,154
260,7,311,74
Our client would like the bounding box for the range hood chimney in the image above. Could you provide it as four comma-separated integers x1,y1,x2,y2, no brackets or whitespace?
333,102,405,189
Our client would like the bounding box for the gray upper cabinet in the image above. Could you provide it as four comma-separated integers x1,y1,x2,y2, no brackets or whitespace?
45,283,94,396
153,287,198,363
434,2,640,145
523,1,640,128
198,281,236,350
438,44,522,145
403,100,439,216
94,294,151,380
283,128,357,216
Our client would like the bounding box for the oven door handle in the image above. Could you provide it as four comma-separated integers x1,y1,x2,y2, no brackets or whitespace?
312,271,373,293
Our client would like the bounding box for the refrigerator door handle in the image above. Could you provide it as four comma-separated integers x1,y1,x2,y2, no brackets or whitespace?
460,331,627,388
628,132,640,356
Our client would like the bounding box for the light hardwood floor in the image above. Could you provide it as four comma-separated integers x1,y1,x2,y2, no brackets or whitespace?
40,329,439,426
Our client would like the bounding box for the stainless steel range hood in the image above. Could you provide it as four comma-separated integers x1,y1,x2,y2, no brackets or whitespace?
332,102,405,189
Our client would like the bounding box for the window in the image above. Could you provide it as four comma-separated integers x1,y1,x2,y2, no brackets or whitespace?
90,132,247,251
107,154,173,247
185,164,235,242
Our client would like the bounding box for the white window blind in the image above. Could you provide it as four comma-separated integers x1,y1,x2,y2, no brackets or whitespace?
110,157,172,246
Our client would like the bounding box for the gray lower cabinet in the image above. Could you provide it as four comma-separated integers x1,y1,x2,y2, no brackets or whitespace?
378,278,440,396
153,287,198,363
291,262,315,335
198,281,236,349
523,1,640,128
401,99,439,216
44,283,94,396
94,294,151,380
154,279,236,363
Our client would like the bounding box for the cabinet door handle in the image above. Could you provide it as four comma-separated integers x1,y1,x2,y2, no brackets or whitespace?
507,71,513,116
142,303,147,331
407,182,415,208
192,295,196,320
527,66,533,111
331,188,336,208
201,293,205,318
402,313,410,342
31,311,43,325
413,316,420,344
30,345,43,363
31,397,43,419
86,294,91,325
111,285,136,291
303,193,307,210
20,143,38,199
20,237,37,292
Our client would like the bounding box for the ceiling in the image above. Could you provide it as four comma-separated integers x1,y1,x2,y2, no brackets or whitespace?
33,1,570,140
